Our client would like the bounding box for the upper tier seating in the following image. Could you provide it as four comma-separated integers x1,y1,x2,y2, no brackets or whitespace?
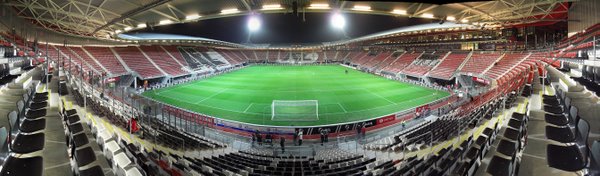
255,51,267,62
215,49,242,65
113,46,163,79
484,53,528,80
241,50,257,61
55,46,94,74
382,52,421,73
323,51,338,61
68,47,105,74
83,47,128,75
139,46,187,77
460,53,502,75
267,51,279,62
401,53,441,76
428,52,469,79
362,51,393,69
160,46,188,67
177,47,206,70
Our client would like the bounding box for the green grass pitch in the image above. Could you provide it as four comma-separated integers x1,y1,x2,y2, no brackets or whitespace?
142,65,450,126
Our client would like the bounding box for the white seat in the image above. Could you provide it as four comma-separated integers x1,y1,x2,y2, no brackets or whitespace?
124,167,144,176
112,152,132,176
97,129,115,148
103,140,122,163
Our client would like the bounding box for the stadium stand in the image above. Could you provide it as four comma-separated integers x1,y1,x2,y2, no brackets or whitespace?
55,45,96,74
484,53,529,80
67,47,107,74
401,52,444,76
178,47,207,70
267,50,280,62
460,52,503,75
381,52,421,74
139,46,187,77
255,50,268,62
161,46,189,67
362,51,393,69
427,52,470,79
83,46,128,75
113,46,163,79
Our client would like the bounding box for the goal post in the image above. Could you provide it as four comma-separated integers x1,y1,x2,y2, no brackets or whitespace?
271,100,319,121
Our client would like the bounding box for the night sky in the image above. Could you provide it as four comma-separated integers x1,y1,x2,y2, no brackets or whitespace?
129,13,434,44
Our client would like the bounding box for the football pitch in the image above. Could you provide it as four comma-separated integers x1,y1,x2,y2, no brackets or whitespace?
142,65,449,126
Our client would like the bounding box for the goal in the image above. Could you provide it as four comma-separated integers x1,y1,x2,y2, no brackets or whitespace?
271,100,319,121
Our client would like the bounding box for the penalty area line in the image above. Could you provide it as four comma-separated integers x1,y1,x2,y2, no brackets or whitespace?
243,103,254,113
337,103,348,112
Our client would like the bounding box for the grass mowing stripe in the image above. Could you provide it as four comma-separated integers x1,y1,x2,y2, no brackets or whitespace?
142,65,449,126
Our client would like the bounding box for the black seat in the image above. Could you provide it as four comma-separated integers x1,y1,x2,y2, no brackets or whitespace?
486,156,512,176
546,119,590,172
0,156,44,176
496,139,517,157
590,140,600,175
29,101,48,110
71,133,89,148
545,115,580,143
545,105,576,127
19,118,46,133
75,147,97,167
69,123,84,134
25,109,46,119
78,165,105,176
67,115,81,125
503,128,520,141
11,132,45,153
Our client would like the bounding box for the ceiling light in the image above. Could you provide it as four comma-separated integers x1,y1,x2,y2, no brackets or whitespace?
262,4,283,10
461,19,469,23
446,16,456,21
309,3,330,9
159,20,172,25
352,5,371,11
124,27,132,31
137,23,147,28
186,14,201,20
421,13,434,18
391,9,407,15
115,30,122,34
221,8,239,14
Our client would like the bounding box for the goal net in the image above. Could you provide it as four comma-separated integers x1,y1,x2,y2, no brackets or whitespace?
271,100,319,121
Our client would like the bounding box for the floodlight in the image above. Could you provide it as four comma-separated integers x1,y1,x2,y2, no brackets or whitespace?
330,13,346,30
421,13,434,18
159,20,172,25
221,8,239,14
262,4,283,10
391,9,407,15
309,3,330,9
186,14,201,20
352,5,371,11
248,16,261,32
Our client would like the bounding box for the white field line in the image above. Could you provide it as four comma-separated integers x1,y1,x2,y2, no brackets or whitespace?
243,103,254,113
338,103,348,112
362,88,397,105
194,88,230,104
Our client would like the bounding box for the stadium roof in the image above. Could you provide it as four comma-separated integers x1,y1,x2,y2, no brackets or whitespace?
4,0,573,40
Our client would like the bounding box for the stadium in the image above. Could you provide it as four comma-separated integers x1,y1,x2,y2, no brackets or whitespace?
0,0,598,176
